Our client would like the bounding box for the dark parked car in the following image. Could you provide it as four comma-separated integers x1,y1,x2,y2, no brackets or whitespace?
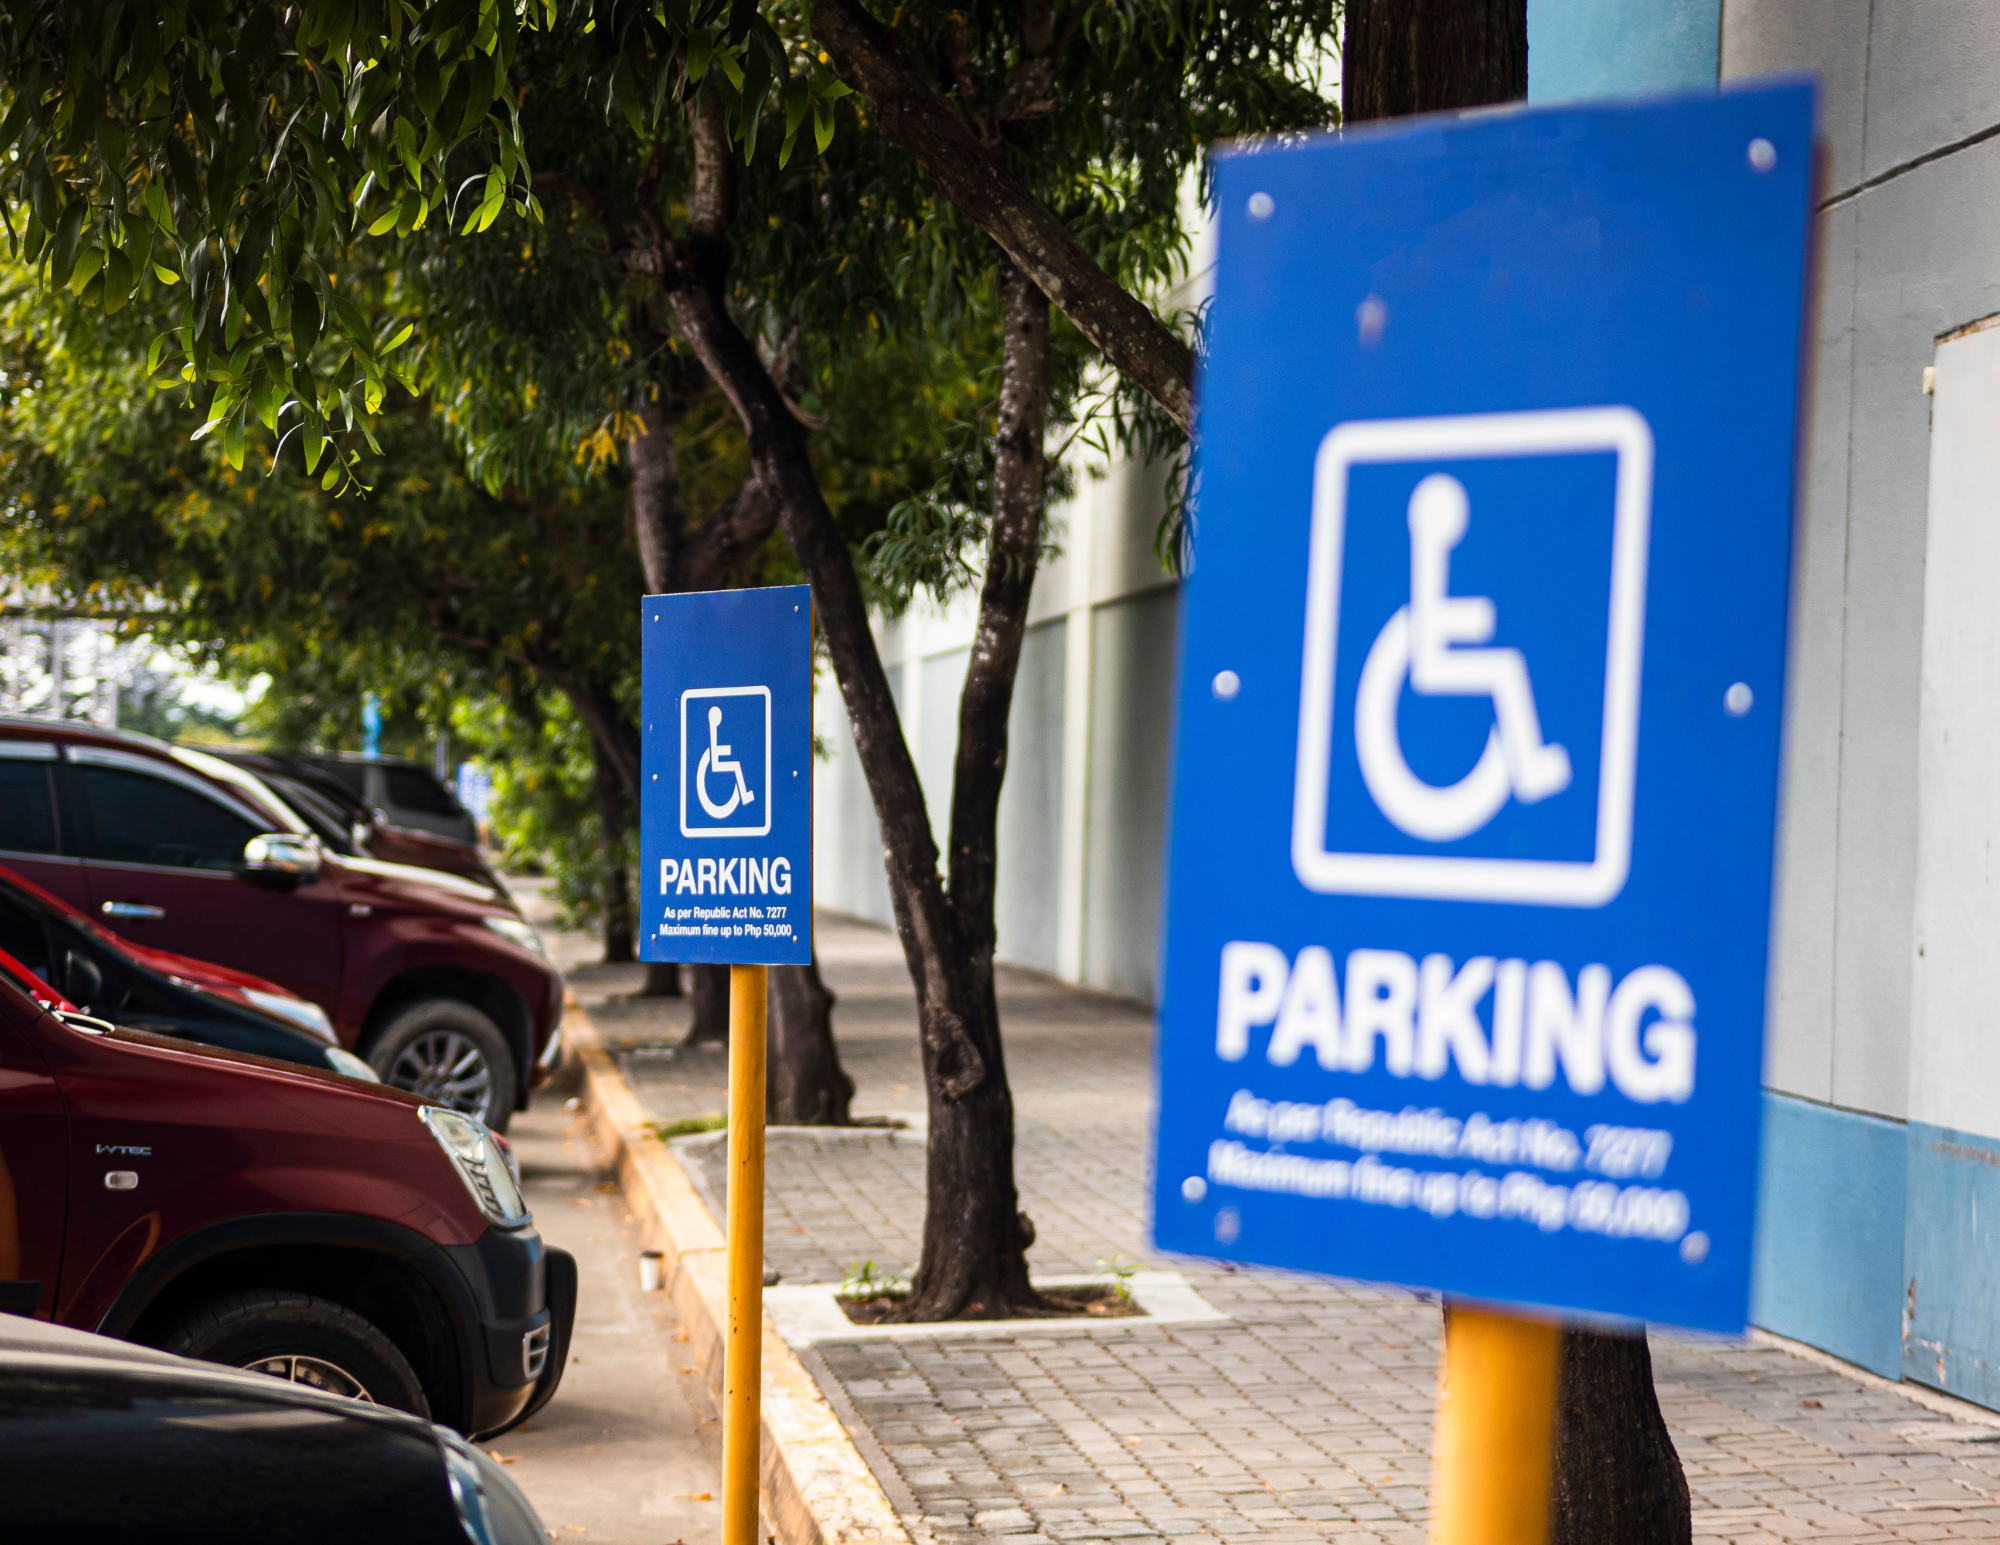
209,748,505,893
0,1313,549,1543
0,721,562,1130
298,753,481,847
0,860,379,1081
0,970,576,1439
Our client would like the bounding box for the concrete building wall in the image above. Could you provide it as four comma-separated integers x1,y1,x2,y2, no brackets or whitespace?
1718,0,2000,1392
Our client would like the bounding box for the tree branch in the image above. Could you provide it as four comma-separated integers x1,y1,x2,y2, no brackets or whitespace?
809,0,1194,433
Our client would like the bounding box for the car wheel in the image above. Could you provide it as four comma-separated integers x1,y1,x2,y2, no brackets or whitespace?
162,1288,430,1418
369,997,517,1132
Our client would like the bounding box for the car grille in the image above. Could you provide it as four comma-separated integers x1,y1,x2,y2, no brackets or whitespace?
523,1322,551,1381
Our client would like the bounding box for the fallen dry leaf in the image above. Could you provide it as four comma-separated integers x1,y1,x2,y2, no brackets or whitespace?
673,1492,713,1502
1800,1398,1823,1409
1029,1485,1066,1498
671,1330,688,1343
594,1181,619,1194
566,1528,588,1535
1123,1436,1143,1445
488,1450,521,1465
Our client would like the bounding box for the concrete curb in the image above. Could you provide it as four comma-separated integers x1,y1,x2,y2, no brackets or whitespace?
562,999,911,1545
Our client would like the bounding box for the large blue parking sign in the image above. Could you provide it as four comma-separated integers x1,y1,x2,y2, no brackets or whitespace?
640,585,813,966
1153,83,1815,1333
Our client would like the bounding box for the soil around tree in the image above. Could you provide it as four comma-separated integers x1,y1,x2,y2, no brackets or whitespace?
836,1283,1144,1326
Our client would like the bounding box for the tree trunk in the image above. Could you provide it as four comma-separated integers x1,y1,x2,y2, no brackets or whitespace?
768,956,853,1125
1550,1329,1690,1545
683,963,732,1045
1341,0,1527,122
628,393,682,594
1340,14,1688,1540
809,0,1193,433
657,89,1040,1314
897,252,1053,1320
638,962,683,997
592,738,635,964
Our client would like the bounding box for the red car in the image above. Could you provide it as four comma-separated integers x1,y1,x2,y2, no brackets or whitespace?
0,721,562,1131
0,966,575,1438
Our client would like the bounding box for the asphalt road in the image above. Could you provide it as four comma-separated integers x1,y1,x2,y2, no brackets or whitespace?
500,1087,724,1545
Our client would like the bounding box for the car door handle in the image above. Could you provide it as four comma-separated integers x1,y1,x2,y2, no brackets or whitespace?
101,902,165,920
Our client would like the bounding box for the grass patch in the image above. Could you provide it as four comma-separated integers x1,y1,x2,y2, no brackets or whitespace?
649,1113,726,1139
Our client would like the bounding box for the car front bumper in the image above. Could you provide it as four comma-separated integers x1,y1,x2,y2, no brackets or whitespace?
430,1224,577,1439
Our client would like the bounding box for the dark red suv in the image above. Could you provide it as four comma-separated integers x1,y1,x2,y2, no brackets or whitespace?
0,722,562,1132
0,967,575,1438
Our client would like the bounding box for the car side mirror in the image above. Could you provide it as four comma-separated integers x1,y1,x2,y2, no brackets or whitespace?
243,833,321,886
64,950,102,1010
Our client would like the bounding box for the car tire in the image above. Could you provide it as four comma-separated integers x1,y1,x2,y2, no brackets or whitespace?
162,1288,430,1418
367,997,518,1132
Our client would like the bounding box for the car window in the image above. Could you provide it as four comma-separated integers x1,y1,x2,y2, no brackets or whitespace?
0,892,50,982
0,758,59,856
383,766,460,817
79,766,259,872
310,759,367,798
268,777,359,854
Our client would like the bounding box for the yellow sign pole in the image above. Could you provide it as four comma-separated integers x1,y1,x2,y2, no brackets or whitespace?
722,964,768,1545
1430,1302,1563,1545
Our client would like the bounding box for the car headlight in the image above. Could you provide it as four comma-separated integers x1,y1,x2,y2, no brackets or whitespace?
242,988,337,1043
480,916,547,958
325,1046,381,1083
419,1106,530,1226
438,1428,550,1545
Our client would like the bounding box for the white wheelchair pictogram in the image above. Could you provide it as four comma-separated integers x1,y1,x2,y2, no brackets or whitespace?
695,704,757,820
1354,472,1571,841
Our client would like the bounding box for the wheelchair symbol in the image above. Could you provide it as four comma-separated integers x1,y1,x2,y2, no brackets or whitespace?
1354,472,1571,842
679,685,772,838
695,705,756,820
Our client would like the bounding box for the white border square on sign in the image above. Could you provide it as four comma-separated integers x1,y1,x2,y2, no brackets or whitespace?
680,685,774,839
1289,406,1654,907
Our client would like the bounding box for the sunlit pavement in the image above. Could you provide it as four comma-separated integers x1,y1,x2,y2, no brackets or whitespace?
497,1040,723,1541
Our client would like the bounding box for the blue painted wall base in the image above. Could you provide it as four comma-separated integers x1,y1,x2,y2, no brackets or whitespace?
1905,1123,2000,1406
1752,1092,1906,1379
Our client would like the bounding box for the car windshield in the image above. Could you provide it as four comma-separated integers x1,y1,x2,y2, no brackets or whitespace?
261,776,362,856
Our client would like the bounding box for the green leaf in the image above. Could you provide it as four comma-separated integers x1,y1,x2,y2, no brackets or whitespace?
151,262,179,284
67,241,105,295
367,205,401,235
0,95,33,160
380,321,414,355
224,403,247,470
144,176,177,237
101,247,135,312
292,280,321,354
322,461,341,490
303,422,326,472
813,99,835,155
47,202,87,289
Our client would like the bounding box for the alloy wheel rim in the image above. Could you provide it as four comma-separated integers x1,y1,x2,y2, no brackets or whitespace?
387,1029,493,1116
244,1353,375,1401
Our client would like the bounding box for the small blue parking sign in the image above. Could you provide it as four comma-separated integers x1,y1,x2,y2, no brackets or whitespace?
1154,83,1815,1333
640,585,813,966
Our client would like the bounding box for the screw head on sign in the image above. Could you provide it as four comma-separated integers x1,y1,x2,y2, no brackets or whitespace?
1181,1176,1207,1203
1725,682,1753,717
1356,295,1387,346
1748,138,1776,173
1247,191,1274,221
1212,670,1241,701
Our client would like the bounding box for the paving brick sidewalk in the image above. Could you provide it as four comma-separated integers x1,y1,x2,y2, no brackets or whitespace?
523,892,2000,1545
